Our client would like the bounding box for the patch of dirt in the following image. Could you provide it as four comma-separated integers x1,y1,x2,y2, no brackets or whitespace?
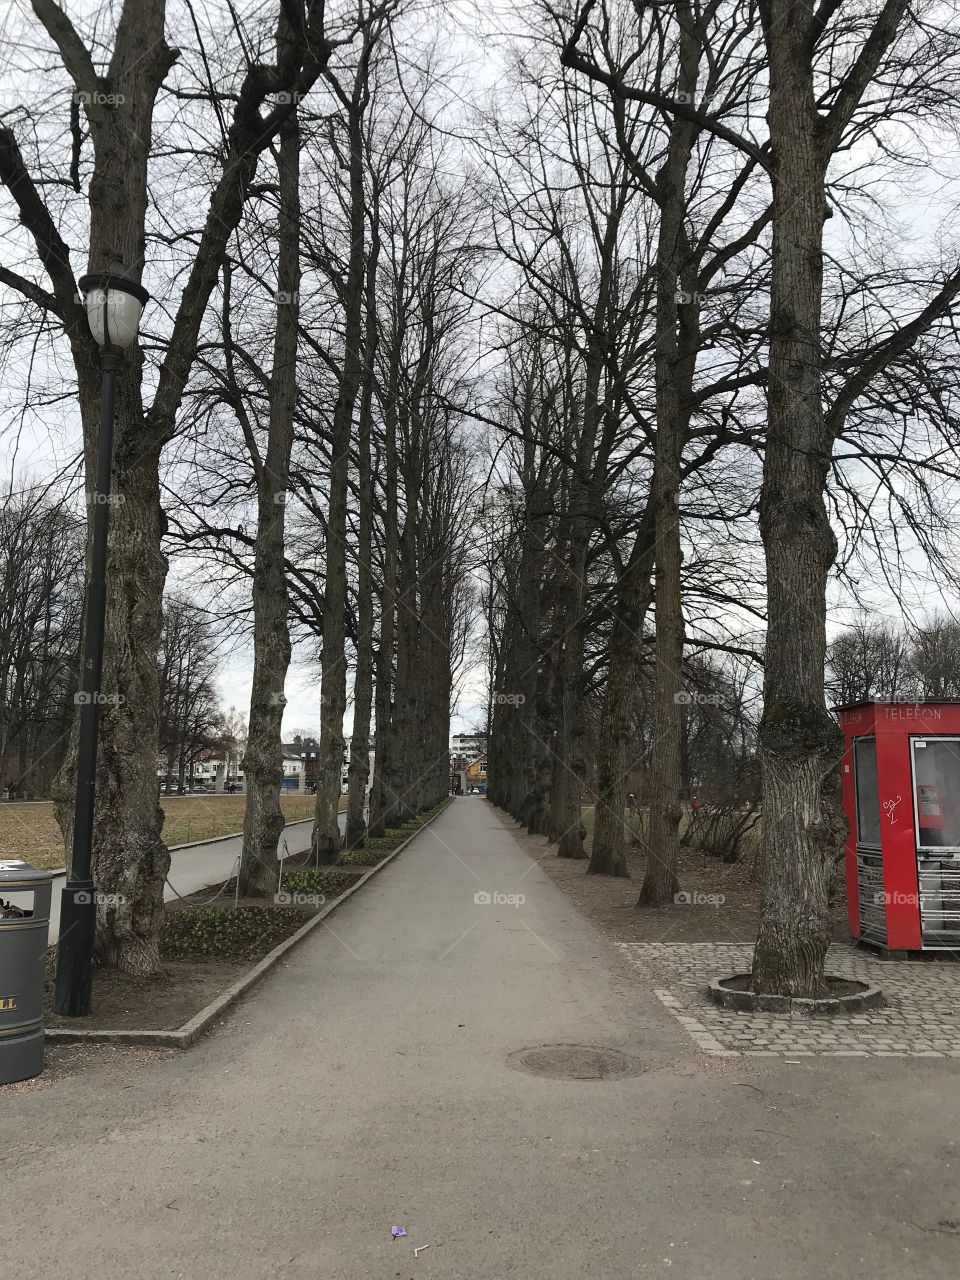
505,820,849,946
44,961,248,1031
0,1043,177,1096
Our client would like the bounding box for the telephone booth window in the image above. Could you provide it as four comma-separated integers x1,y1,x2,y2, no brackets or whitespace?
912,738,960,851
854,737,881,847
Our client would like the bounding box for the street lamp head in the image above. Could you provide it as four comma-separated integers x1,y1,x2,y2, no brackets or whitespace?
78,259,149,351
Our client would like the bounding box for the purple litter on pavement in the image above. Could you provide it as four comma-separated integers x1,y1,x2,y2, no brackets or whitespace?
391,1226,407,1239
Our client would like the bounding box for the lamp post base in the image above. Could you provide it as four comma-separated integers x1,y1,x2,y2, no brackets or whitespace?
53,881,97,1016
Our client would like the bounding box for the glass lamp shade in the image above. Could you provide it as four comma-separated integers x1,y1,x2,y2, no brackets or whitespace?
78,270,149,350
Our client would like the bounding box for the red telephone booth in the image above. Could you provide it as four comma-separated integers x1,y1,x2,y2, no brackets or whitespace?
840,700,960,952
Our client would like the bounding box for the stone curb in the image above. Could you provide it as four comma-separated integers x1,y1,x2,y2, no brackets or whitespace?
708,973,884,1016
45,803,451,1048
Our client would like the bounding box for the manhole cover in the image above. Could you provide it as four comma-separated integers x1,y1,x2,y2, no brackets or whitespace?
508,1043,645,1080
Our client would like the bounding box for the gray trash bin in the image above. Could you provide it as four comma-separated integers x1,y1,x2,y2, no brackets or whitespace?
0,859,54,1085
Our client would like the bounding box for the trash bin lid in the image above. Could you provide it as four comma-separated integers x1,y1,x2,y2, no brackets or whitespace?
0,859,55,884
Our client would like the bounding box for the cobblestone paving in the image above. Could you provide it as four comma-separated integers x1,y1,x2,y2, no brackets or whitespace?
618,941,960,1058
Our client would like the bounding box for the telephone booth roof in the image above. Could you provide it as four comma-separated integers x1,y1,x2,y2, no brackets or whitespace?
837,699,960,710
836,699,960,736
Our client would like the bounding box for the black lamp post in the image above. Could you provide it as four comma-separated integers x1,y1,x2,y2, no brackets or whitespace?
54,261,149,1017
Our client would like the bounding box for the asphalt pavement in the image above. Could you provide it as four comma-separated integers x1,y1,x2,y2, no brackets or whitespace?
3,797,960,1278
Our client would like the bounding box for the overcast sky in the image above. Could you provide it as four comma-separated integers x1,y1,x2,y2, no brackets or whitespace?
3,0,960,747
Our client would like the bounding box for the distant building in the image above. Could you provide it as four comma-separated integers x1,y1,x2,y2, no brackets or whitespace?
286,737,374,794
156,734,373,795
340,740,376,795
157,749,240,793
283,737,319,791
451,733,486,762
465,756,487,790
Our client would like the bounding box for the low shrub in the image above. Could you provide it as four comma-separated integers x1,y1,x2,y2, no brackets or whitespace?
681,805,761,863
283,868,352,896
342,803,448,860
339,846,387,866
162,905,305,961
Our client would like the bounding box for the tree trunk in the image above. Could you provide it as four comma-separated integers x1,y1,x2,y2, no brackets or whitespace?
638,11,701,907
489,451,548,822
554,363,605,862
239,91,300,898
388,525,419,823
638,452,685,905
590,510,655,877
552,198,622,858
751,4,844,995
313,102,368,865
368,474,397,835
346,213,380,849
71,440,170,974
44,0,175,974
368,326,400,838
554,551,589,860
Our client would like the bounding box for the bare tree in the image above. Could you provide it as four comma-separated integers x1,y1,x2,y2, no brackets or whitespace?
750,0,960,994
826,618,909,705
157,594,224,793
0,490,82,796
236,9,303,896
0,0,354,972
311,8,393,864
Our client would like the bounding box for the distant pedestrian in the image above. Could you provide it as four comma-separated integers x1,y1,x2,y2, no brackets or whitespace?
690,796,703,823
627,792,638,814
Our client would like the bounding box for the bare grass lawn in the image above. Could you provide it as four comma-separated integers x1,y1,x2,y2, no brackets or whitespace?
0,793,319,870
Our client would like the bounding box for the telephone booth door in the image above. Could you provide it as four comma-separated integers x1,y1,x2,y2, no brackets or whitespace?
851,736,886,945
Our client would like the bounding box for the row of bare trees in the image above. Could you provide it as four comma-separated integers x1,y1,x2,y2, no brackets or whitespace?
5,0,960,1003
166,17,478,891
0,0,475,973
485,0,960,996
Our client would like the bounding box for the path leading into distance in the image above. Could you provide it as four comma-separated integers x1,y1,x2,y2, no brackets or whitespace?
5,797,959,1278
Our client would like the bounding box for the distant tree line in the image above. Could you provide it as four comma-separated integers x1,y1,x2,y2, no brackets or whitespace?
0,496,230,799
0,493,82,797
828,616,960,706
